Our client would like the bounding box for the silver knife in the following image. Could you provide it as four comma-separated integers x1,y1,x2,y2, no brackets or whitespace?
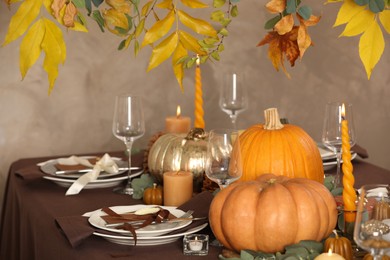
55,166,142,175
105,217,207,228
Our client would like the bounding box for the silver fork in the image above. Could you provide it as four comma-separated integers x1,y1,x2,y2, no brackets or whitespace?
105,209,195,228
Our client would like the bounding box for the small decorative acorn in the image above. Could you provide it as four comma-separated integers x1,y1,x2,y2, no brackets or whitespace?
143,183,163,205
363,253,390,260
324,230,353,260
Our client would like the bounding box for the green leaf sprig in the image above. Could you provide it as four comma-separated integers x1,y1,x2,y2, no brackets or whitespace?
219,240,323,260
130,174,155,199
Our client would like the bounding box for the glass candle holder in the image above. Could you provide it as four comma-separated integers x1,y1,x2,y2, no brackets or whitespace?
183,234,209,256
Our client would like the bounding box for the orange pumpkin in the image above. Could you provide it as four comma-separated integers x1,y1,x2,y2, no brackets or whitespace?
143,183,163,205
324,230,353,260
209,174,337,253
239,108,324,183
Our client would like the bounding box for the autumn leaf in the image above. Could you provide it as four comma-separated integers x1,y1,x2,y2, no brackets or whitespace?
41,18,66,94
172,42,188,90
103,8,129,35
333,0,366,27
274,14,294,35
177,10,217,37
265,0,286,13
54,3,88,32
300,14,321,27
3,0,43,46
64,2,77,27
147,32,178,71
141,1,153,16
359,20,384,79
178,30,207,55
156,0,173,9
379,10,390,33
339,9,375,37
20,19,45,79
180,0,208,8
297,24,311,57
106,0,131,13
141,10,175,47
258,27,300,78
296,14,319,57
51,0,66,19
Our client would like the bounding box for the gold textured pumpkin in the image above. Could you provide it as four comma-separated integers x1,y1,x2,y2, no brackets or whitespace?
239,108,324,183
147,128,207,192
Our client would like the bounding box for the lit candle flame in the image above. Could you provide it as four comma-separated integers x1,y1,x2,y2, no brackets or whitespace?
328,249,333,255
341,103,346,119
196,55,200,66
176,105,181,118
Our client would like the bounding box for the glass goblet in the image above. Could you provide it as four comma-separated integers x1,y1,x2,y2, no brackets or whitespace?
205,129,242,190
354,184,390,260
219,72,248,129
112,94,145,195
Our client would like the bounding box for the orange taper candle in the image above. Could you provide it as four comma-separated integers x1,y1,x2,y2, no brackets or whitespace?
194,56,205,129
341,103,357,222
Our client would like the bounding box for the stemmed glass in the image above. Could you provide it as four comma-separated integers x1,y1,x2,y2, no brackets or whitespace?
322,102,356,187
205,129,242,190
354,184,390,260
112,94,145,195
219,73,248,129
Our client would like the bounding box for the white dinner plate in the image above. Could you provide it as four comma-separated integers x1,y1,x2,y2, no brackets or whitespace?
40,156,127,179
323,152,357,171
88,205,192,237
43,169,143,189
318,145,336,160
93,223,208,246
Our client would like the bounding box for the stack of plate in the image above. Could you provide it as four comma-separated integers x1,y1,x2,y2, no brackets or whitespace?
40,156,144,189
88,205,208,246
318,144,357,171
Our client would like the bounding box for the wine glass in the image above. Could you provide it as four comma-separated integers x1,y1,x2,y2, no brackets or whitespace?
205,129,242,190
112,94,145,195
219,72,248,129
322,102,356,187
354,184,390,260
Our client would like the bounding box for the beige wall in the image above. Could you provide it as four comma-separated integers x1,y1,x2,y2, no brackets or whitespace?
1,1,389,212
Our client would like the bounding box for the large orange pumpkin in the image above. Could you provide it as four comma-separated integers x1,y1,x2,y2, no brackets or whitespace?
209,174,338,253
239,108,324,182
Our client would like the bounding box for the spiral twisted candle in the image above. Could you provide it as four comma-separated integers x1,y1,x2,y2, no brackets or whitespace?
194,59,205,129
341,119,357,222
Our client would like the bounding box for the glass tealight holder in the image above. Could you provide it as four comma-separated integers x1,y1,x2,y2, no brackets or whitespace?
183,234,209,256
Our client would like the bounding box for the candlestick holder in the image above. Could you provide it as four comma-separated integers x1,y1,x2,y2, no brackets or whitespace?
337,207,367,259
183,234,209,256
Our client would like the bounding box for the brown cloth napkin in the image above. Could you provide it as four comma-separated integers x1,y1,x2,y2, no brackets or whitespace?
352,144,369,159
55,191,214,248
15,165,44,180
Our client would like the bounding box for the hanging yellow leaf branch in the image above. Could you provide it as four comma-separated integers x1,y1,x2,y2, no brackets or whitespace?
1,0,239,94
257,0,320,78
327,0,390,79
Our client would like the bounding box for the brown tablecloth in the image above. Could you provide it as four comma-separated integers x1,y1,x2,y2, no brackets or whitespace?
1,152,389,260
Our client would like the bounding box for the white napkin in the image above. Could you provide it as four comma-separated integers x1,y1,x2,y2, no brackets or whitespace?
65,153,119,196
37,156,94,167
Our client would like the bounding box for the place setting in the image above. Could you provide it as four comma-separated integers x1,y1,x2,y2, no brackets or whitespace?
55,190,213,249
39,154,143,191
88,205,208,246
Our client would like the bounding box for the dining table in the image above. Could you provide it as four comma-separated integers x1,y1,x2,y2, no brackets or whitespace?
0,149,389,260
